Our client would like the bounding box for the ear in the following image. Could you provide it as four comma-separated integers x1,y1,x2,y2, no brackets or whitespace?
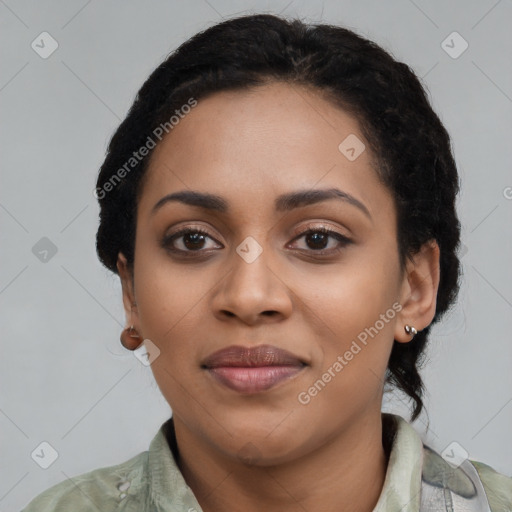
394,240,440,343
117,252,139,329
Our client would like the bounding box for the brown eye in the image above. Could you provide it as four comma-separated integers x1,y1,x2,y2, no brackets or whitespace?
304,231,329,250
161,228,222,254
290,226,352,256
181,231,207,250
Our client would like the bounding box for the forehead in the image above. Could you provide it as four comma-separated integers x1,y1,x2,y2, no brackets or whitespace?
138,81,389,221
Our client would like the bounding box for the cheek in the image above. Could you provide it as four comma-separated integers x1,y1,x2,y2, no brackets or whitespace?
298,252,399,333
293,249,400,383
295,271,398,421
133,249,208,346
133,258,208,405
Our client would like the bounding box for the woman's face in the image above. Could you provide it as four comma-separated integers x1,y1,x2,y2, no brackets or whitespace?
120,82,415,464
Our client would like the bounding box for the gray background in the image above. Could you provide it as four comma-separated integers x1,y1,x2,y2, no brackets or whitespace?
1,0,511,510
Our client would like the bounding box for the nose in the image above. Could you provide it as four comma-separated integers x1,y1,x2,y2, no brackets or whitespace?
211,243,293,325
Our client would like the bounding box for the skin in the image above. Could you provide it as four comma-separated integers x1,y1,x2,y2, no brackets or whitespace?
117,81,440,512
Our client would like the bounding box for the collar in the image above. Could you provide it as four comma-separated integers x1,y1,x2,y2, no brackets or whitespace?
373,413,424,511
147,413,424,512
147,416,203,511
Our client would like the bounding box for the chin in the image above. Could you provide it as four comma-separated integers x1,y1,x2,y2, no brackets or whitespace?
210,423,307,467
229,439,301,467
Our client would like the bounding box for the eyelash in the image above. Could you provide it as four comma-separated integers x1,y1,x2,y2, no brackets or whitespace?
161,225,352,258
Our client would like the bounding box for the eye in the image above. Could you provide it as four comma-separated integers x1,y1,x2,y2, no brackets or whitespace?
288,225,352,256
161,227,222,255
161,224,352,258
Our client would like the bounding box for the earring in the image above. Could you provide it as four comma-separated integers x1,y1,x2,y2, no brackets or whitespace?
404,325,418,337
120,325,143,350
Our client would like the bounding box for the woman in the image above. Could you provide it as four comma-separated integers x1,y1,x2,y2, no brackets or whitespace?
23,13,511,512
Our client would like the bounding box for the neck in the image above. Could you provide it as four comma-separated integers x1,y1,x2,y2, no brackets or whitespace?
171,411,391,512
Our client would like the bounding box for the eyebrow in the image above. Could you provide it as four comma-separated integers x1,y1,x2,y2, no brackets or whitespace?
151,188,371,219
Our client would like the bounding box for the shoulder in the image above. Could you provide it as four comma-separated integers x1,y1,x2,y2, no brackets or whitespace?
21,450,149,512
389,414,512,511
470,460,512,512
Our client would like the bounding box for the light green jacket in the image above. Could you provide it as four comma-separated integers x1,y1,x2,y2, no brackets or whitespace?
22,414,512,511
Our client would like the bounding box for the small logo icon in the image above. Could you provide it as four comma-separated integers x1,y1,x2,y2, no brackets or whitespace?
236,236,263,263
441,32,468,59
441,441,469,468
31,32,59,59
31,441,59,469
133,339,160,366
338,134,366,161
32,237,58,263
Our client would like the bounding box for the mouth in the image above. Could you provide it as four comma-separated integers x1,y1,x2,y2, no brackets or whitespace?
201,344,307,393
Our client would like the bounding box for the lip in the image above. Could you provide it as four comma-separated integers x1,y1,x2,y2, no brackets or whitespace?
202,344,307,393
